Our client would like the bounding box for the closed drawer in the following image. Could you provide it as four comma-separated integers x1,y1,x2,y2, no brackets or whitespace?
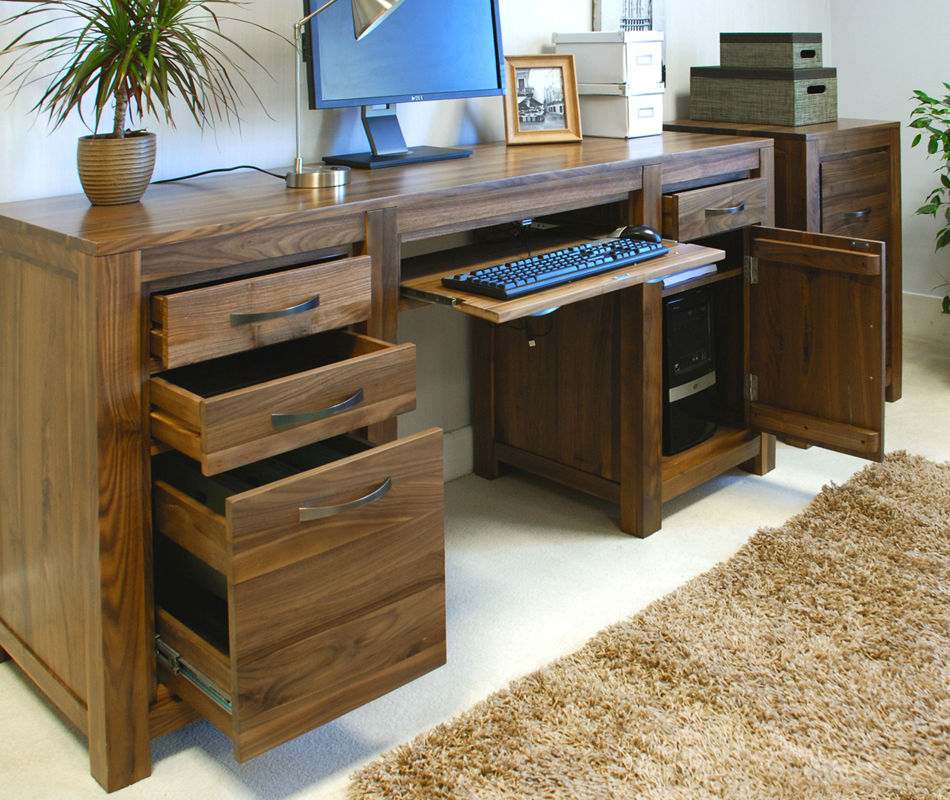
820,150,890,240
152,428,445,762
150,255,372,368
662,177,769,241
150,331,416,475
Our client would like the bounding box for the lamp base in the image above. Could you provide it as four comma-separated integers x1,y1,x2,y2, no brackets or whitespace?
285,164,351,188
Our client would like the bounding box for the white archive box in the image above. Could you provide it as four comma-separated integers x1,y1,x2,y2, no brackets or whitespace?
578,83,664,139
553,30,664,88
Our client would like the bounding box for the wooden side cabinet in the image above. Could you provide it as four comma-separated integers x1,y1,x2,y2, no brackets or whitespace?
665,119,902,401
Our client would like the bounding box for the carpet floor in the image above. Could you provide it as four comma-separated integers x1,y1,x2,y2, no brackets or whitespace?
350,451,950,799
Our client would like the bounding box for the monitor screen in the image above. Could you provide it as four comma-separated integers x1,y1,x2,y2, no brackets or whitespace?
304,0,506,110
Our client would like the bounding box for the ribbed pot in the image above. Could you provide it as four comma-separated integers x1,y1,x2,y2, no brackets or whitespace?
77,132,157,205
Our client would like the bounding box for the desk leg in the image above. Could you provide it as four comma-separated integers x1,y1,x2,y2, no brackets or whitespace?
619,282,663,537
363,207,399,444
473,320,506,479
87,254,153,791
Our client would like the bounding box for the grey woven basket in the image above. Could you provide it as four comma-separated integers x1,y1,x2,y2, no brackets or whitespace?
720,33,823,70
690,67,837,126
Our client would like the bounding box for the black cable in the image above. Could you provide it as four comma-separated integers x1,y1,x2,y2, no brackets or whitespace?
152,164,285,184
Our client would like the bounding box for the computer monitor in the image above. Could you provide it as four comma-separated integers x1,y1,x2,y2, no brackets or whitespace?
302,0,506,169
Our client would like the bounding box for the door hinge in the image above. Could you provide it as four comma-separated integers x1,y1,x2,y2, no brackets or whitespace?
744,373,759,402
744,256,759,284
155,636,232,713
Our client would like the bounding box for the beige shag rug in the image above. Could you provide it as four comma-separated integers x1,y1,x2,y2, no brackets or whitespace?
350,452,950,799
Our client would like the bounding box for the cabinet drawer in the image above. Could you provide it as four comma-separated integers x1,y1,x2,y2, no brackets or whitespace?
152,428,445,762
150,331,416,475
820,151,890,240
662,177,769,241
150,255,372,368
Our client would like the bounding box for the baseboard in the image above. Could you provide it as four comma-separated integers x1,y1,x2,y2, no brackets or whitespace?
903,291,950,345
443,425,474,482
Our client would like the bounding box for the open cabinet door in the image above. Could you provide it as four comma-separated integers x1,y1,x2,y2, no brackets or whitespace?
747,226,885,461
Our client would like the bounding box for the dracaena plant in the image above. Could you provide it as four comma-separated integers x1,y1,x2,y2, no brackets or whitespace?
910,84,950,313
0,0,278,138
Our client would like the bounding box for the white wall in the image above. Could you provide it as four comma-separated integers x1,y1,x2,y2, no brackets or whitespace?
830,0,950,299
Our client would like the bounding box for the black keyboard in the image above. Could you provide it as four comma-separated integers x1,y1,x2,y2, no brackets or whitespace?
441,237,670,300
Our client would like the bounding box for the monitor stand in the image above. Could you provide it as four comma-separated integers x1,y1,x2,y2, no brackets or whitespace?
323,104,472,170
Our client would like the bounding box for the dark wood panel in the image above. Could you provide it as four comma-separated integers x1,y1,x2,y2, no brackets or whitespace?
234,584,445,761
749,227,884,460
0,240,93,702
820,150,890,240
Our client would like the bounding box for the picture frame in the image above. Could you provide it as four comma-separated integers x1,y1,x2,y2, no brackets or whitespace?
503,54,583,145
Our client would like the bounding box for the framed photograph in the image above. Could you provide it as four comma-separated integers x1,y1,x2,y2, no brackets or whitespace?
503,54,582,145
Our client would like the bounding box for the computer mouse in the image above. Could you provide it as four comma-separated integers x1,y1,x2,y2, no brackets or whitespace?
615,224,663,243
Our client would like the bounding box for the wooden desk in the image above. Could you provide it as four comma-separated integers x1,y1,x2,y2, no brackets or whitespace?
0,134,891,791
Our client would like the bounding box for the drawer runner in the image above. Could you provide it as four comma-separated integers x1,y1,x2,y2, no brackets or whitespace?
155,636,232,714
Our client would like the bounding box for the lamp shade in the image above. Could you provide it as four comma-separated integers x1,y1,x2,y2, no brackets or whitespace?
351,0,405,39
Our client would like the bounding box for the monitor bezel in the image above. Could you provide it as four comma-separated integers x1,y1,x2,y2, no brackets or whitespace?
303,0,507,111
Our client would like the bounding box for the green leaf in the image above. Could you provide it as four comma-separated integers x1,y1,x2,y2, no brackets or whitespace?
917,203,939,215
943,295,950,315
912,133,922,147
929,136,940,154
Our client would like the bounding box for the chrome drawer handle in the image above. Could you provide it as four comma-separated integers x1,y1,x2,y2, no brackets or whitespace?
229,294,320,326
844,208,872,220
705,201,745,217
299,476,393,521
271,388,364,428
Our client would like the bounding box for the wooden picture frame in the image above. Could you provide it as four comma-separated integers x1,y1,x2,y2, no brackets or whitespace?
503,54,582,145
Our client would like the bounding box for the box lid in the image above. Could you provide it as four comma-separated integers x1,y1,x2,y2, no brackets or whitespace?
720,32,822,44
578,82,665,97
691,66,836,80
553,30,664,44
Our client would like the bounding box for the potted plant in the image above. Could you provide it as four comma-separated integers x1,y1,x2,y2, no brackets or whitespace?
0,0,278,205
910,83,950,313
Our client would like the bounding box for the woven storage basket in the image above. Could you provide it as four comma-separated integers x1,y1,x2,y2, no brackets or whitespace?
720,32,823,70
690,67,837,126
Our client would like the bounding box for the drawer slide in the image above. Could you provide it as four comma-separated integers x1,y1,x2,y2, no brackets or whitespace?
155,636,232,714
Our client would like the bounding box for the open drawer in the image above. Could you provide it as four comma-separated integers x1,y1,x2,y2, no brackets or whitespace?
152,428,445,762
150,255,373,369
150,331,416,475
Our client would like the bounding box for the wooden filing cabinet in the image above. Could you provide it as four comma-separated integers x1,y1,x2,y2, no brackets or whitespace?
664,118,902,401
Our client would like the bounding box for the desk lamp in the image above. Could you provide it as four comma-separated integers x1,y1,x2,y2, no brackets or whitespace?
286,0,405,188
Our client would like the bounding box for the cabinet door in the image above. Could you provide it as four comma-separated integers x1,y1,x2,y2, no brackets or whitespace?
747,226,885,460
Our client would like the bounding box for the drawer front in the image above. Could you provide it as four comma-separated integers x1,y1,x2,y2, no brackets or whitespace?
820,151,890,240
663,177,769,241
150,255,372,369
153,428,446,761
150,332,416,474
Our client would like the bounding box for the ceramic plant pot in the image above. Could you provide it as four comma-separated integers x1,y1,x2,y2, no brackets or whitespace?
77,131,157,205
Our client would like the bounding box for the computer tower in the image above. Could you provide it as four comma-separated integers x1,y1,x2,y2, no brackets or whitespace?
662,287,717,455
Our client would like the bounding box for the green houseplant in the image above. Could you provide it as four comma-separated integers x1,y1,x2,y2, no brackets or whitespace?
910,83,950,313
0,0,277,205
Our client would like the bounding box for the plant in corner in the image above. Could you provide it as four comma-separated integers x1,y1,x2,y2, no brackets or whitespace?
910,83,950,314
0,0,278,205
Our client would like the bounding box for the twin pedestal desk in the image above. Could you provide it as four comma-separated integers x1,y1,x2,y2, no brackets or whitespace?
0,125,900,790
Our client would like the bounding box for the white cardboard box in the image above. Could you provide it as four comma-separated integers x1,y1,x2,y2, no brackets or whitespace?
577,83,664,139
553,30,664,88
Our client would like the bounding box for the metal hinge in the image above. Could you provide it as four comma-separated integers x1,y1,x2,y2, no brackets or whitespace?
744,256,759,284
155,636,232,713
744,373,759,402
